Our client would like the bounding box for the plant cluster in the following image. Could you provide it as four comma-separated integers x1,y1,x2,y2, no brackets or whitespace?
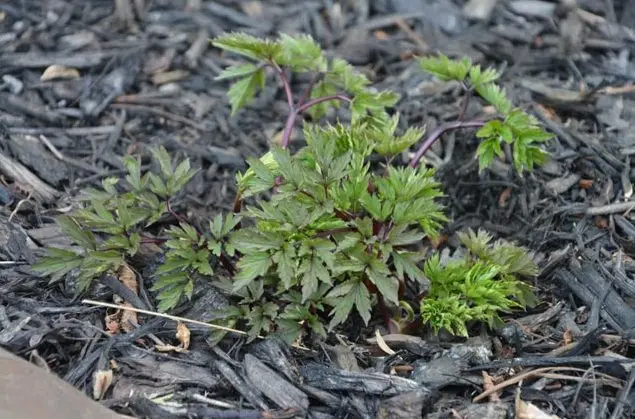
34,32,552,344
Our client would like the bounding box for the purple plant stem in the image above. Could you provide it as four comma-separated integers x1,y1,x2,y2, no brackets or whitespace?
409,120,485,168
280,111,298,149
297,73,324,107
270,61,352,149
457,88,472,122
271,62,294,109
296,94,351,114
280,94,351,148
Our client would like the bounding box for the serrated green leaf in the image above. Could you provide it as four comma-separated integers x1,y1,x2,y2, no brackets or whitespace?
476,137,504,172
419,54,471,81
227,68,265,114
273,245,297,289
212,32,282,61
329,58,370,93
231,229,283,252
32,247,84,283
239,154,276,195
388,226,425,246
367,259,399,305
468,65,500,87
57,215,97,250
299,255,330,303
475,83,512,115
156,285,185,312
209,213,224,239
518,127,554,143
353,281,372,325
233,252,272,292
350,90,400,122
123,155,142,190
375,124,425,157
173,159,198,191
327,288,355,329
391,251,427,283
215,63,261,80
151,146,174,179
276,33,327,72
505,109,539,132
476,120,502,139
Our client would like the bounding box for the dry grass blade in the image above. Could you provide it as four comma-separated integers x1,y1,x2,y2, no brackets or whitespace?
473,366,624,402
374,329,397,356
81,299,313,352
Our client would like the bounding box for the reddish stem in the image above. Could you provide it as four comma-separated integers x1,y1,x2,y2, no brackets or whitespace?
409,120,485,168
280,111,298,149
280,94,352,148
457,88,472,122
166,199,190,227
271,62,295,109
296,94,351,115
297,73,324,107
271,61,352,149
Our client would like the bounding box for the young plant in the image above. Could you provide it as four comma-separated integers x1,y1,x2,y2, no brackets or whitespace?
33,147,198,296
34,32,552,345
420,229,539,337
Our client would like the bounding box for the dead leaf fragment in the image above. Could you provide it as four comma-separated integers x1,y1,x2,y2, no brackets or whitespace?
151,69,190,85
104,312,120,335
374,30,389,40
155,344,188,353
41,65,80,81
117,263,139,332
482,371,500,402
118,263,138,294
374,329,397,355
516,389,561,418
92,368,113,400
499,187,512,208
120,303,139,333
176,322,191,350
579,179,593,189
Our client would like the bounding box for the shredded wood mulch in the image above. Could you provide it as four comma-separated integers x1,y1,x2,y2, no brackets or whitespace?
1,0,635,418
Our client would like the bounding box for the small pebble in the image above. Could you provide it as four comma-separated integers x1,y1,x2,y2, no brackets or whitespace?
0,185,13,206
12,20,26,33
158,82,181,94
1,75,24,94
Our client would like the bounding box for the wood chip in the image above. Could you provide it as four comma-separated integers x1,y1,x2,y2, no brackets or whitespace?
40,65,80,81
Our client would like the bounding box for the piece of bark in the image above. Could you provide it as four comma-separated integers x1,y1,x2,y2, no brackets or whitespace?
0,152,58,203
300,363,423,396
243,354,309,413
555,263,635,333
377,388,438,419
214,360,269,411
8,135,69,187
463,0,498,20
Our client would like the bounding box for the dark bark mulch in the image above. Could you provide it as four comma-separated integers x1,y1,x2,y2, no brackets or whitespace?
1,0,635,418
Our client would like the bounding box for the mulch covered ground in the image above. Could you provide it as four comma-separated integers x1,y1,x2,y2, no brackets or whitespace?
1,0,635,418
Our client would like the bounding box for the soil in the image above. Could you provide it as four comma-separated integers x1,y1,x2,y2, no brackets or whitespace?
1,0,635,418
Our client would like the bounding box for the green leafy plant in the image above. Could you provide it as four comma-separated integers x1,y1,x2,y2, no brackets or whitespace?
34,32,552,345
420,229,538,337
418,55,553,172
33,148,197,294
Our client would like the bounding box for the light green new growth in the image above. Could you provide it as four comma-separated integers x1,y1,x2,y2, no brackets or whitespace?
421,229,538,336
419,54,553,173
